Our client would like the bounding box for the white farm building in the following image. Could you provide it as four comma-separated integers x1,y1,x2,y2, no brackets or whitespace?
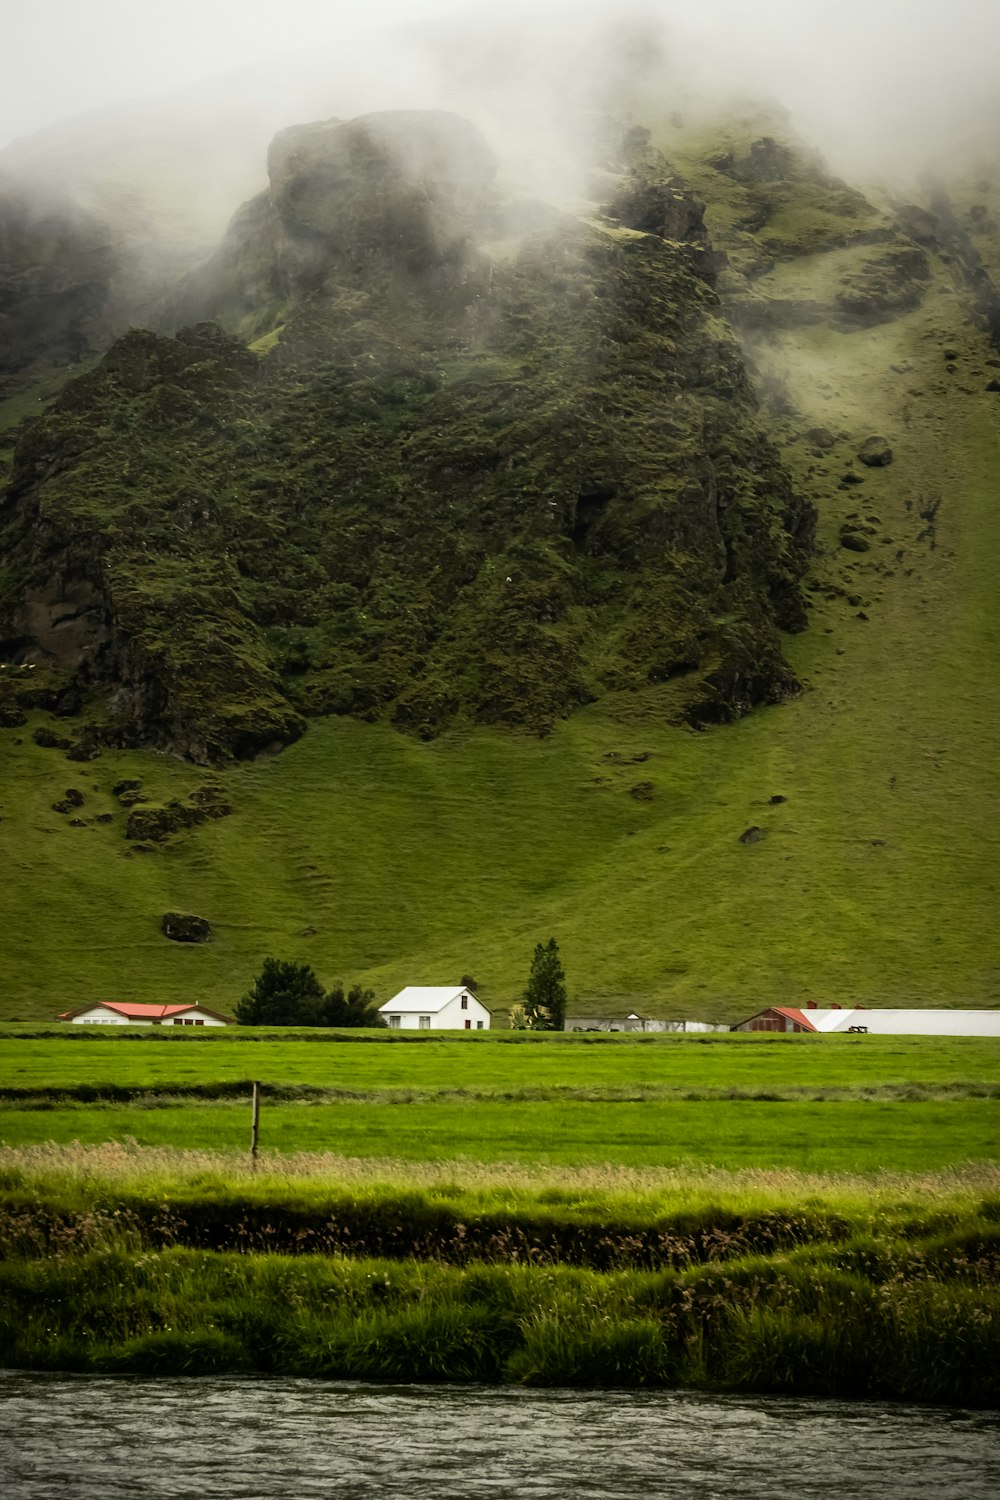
58,1001,232,1026
733,1005,1000,1037
379,986,491,1031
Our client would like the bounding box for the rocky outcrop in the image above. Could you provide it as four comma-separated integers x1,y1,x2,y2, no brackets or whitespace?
1,110,815,751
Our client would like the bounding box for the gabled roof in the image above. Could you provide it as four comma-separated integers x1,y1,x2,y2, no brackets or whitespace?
57,1001,231,1022
379,986,480,1014
771,1007,817,1031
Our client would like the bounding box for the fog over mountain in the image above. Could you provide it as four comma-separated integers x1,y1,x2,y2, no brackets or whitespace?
6,0,1000,187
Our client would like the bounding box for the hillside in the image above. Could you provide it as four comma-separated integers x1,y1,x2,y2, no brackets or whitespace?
0,99,999,1023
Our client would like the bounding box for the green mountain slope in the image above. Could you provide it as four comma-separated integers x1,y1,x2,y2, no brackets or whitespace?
1,106,999,1023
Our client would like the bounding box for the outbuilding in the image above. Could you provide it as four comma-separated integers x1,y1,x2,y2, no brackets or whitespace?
58,1001,232,1027
379,986,491,1031
732,1004,1000,1037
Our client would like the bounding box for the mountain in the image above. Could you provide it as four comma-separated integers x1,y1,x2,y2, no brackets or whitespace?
1,94,999,1022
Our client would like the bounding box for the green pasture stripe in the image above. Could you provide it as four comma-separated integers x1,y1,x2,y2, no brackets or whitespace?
1,1097,995,1172
2,1032,998,1093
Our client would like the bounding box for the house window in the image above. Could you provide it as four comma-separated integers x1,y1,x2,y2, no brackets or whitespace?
476,1021,484,1029
460,995,468,1010
419,1016,431,1029
388,1016,401,1029
464,1019,471,1029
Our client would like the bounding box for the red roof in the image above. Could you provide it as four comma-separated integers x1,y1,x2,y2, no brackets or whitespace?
57,1001,226,1021
770,1007,817,1032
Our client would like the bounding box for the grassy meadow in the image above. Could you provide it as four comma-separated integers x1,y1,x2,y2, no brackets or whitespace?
1,1028,998,1399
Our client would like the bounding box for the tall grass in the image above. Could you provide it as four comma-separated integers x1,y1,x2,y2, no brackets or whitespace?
1,1238,996,1404
2,1147,997,1402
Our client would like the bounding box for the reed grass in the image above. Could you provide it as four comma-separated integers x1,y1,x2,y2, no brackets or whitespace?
2,1146,996,1403
1,1236,996,1404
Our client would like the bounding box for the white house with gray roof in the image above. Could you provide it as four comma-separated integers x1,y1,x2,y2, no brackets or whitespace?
379,985,491,1031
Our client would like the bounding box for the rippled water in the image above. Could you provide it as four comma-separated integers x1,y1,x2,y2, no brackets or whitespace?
1,1373,998,1499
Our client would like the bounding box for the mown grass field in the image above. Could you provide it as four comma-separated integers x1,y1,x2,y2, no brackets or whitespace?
1,1031,997,1172
2,1097,996,1173
3,1029,999,1092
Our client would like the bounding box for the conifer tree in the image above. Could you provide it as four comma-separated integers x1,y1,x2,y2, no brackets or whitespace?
523,938,567,1031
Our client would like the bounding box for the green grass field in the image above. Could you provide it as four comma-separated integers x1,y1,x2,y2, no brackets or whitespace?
1,1097,995,1172
2,1027,997,1400
2,1029,999,1093
2,1031,997,1172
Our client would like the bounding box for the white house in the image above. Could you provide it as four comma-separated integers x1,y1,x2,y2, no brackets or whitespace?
733,1005,1000,1037
58,1001,232,1027
379,986,491,1031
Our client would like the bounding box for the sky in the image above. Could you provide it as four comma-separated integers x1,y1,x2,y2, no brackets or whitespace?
3,0,1000,173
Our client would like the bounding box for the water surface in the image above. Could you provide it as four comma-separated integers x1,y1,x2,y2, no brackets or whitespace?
2,1373,997,1499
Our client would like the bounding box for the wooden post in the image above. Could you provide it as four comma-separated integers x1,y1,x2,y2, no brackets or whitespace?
250,1080,260,1170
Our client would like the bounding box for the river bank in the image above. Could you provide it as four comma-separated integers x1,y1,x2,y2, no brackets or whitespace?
2,1147,997,1405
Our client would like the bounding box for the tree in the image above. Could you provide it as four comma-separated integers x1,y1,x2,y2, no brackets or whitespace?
321,983,386,1028
234,958,326,1026
523,938,567,1031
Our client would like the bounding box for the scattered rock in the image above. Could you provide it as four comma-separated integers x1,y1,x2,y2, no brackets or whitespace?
161,912,213,943
125,787,233,843
52,788,85,813
68,818,86,827
629,781,656,801
986,379,1000,393
739,826,766,844
858,436,893,467
112,778,142,798
768,795,787,805
32,727,72,750
95,813,113,824
839,529,870,552
0,704,27,728
65,735,101,761
944,348,959,361
856,611,870,621
841,472,865,487
804,426,836,449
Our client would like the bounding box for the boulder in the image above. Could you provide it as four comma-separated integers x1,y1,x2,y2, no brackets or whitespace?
858,436,893,467
160,912,213,943
739,826,766,844
805,427,836,449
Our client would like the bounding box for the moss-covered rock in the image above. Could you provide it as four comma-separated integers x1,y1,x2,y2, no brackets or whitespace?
0,110,814,753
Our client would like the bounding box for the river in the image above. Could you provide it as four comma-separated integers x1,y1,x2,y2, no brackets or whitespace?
1,1373,997,1498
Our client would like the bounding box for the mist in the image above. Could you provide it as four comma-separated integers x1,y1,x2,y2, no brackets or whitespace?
4,1,1000,236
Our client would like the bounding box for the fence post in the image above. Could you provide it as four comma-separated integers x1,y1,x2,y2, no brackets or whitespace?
250,1080,260,1170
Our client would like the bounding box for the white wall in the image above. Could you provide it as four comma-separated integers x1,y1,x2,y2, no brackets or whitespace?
161,1012,228,1027
386,994,491,1030
69,1008,147,1025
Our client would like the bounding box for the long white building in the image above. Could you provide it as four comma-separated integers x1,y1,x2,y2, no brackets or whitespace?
733,1005,1000,1037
